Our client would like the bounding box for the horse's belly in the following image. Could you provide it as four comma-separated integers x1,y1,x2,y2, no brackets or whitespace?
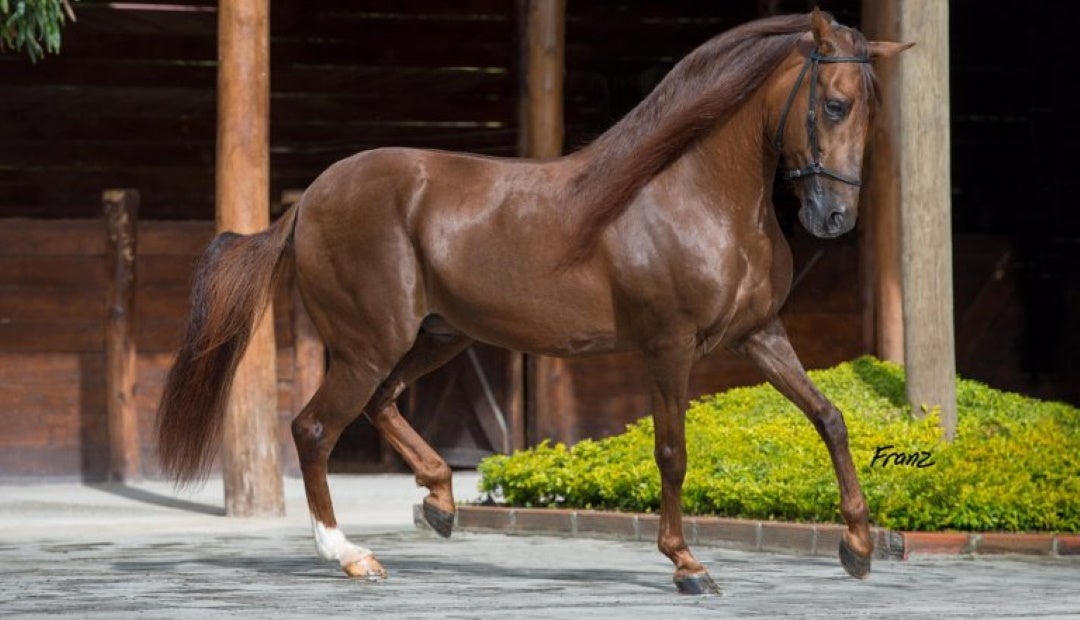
427,280,623,357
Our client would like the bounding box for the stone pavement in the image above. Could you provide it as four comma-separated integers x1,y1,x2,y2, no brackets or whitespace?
2,473,1079,618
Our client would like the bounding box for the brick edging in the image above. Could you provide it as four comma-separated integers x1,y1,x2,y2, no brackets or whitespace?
413,505,1080,560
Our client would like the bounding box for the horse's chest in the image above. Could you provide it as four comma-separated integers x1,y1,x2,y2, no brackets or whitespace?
693,247,786,354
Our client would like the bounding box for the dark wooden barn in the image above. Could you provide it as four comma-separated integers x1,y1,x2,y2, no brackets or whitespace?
1,0,1076,482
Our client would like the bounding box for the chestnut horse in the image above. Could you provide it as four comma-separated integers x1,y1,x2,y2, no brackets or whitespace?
158,10,910,595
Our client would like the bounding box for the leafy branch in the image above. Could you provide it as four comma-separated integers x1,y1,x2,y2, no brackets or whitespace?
1,0,78,62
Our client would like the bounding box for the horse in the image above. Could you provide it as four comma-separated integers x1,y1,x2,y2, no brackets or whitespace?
157,9,911,595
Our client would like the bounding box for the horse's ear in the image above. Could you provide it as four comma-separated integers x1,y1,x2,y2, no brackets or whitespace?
810,7,838,55
868,41,916,59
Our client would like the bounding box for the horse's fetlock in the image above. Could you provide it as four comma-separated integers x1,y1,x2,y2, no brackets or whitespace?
417,460,452,489
658,535,687,559
842,496,870,523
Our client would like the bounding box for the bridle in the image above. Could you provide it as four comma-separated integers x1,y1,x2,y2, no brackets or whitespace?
773,49,871,186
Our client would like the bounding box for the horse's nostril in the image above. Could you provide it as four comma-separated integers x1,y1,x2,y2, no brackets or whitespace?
827,210,846,232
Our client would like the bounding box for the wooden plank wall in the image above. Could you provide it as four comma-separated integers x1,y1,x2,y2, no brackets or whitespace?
0,0,519,220
0,219,299,479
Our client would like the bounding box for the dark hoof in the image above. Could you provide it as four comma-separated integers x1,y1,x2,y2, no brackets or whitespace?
674,572,721,596
839,537,872,579
422,498,455,539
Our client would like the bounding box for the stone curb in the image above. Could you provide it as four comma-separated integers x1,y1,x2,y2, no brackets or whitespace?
413,505,1080,560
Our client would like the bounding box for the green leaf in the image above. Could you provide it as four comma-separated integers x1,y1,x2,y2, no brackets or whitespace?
1,0,77,61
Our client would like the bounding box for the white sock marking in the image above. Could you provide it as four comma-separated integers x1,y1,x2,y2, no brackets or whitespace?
312,519,372,566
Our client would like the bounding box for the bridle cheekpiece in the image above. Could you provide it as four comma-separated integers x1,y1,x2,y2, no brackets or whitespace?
773,49,871,186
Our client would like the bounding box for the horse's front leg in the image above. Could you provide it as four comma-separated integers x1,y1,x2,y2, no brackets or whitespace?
645,343,720,595
736,317,873,578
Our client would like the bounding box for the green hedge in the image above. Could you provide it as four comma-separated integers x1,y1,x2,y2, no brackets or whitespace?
478,357,1080,532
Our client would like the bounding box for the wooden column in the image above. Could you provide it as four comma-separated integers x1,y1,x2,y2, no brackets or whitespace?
519,0,567,447
861,0,905,364
519,0,566,158
103,189,141,482
216,0,285,515
505,350,526,452
863,0,957,439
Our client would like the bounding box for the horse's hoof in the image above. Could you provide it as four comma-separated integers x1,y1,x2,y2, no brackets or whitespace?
839,537,872,579
342,555,388,581
674,571,721,596
422,497,455,539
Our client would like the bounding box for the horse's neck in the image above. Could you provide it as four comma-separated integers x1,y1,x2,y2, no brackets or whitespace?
679,88,777,214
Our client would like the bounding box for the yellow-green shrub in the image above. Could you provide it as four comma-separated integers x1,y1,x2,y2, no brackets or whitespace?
478,357,1080,532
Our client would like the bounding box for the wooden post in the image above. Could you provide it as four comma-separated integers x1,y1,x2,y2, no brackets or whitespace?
103,188,141,482
506,349,525,452
861,0,905,364
217,0,285,515
519,0,567,446
519,0,566,158
863,0,957,439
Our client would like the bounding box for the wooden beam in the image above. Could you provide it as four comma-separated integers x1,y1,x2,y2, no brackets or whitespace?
519,0,567,447
864,0,957,439
216,0,285,516
103,188,141,482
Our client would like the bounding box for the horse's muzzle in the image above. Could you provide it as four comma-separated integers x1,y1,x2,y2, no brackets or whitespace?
799,201,855,238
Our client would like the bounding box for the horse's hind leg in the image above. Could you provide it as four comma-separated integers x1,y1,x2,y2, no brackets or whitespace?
736,317,873,579
363,329,473,538
292,359,400,580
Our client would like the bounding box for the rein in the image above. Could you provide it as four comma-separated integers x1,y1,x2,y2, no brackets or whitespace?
773,50,871,186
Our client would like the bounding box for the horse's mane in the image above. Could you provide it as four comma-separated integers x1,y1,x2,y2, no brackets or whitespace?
563,13,819,265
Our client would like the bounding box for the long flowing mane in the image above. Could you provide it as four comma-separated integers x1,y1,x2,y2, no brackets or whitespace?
563,13,816,264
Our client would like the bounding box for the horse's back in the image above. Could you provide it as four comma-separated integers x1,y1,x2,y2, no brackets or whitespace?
297,146,521,229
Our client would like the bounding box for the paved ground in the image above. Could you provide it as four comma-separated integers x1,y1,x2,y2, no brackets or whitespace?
2,474,1079,618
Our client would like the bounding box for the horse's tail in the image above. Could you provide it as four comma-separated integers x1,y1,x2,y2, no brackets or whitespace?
156,203,300,485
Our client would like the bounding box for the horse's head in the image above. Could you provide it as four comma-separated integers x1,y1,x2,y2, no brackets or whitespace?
769,9,912,238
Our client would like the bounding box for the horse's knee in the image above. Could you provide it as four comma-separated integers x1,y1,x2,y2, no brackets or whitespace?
809,404,849,444
654,444,687,484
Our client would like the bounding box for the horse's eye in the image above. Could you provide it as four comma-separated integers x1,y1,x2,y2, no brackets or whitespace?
824,99,848,120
